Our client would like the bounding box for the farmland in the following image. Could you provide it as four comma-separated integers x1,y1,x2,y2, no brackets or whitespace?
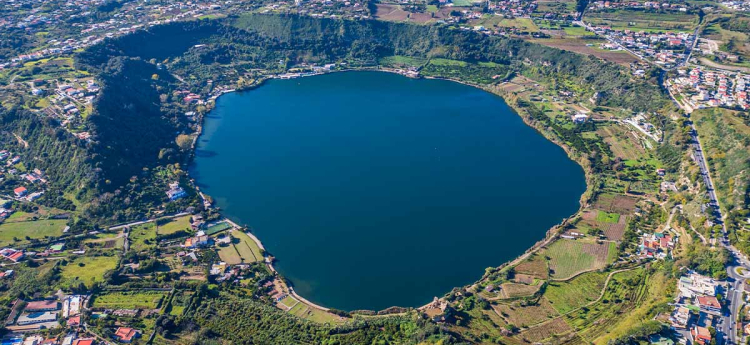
157,216,191,235
0,219,67,247
583,10,699,32
543,239,614,279
544,271,608,314
60,255,119,288
493,297,559,327
217,231,263,264
92,291,168,310
129,222,157,251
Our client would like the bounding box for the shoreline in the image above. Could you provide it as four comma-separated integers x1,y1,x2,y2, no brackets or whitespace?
187,67,593,316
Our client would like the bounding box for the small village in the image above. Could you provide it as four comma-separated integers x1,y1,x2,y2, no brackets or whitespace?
668,67,749,111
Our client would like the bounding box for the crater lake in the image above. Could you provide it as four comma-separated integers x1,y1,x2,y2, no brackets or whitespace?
189,71,586,311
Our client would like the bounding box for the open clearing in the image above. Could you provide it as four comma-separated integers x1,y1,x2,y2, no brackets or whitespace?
0,219,66,247
528,38,639,66
157,216,191,235
60,255,119,287
92,291,168,310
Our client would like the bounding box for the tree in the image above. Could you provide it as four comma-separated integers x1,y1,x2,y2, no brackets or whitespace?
176,134,193,151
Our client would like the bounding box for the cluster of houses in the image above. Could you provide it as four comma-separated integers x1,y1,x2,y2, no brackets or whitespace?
638,231,677,259
669,271,722,345
588,1,690,12
487,0,538,18
670,67,749,110
0,150,48,203
592,26,693,68
259,0,370,20
0,0,234,70
720,0,750,11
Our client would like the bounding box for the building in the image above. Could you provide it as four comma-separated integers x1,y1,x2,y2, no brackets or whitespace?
691,326,711,344
13,187,27,197
114,327,140,343
72,339,94,345
25,300,59,312
697,295,721,315
678,272,716,298
670,306,691,329
16,311,57,325
166,182,187,201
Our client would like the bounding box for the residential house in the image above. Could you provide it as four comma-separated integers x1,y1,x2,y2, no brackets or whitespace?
697,295,721,315
691,326,711,344
113,327,140,343
13,187,27,197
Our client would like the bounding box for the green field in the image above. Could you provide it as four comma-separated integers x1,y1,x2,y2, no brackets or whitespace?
218,231,263,264
92,291,167,310
584,10,698,33
61,255,119,287
596,211,621,223
157,216,191,235
0,219,67,247
563,26,595,37
130,222,157,250
544,271,608,314
545,239,611,279
378,55,427,67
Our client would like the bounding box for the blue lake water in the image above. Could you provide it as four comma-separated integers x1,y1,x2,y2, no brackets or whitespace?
190,71,586,311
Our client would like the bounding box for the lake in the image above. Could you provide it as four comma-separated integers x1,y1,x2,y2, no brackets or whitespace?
190,71,586,311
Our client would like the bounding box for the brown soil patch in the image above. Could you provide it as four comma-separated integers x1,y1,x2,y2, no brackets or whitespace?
375,4,409,21
513,274,535,284
493,298,559,327
500,282,542,299
514,254,549,279
528,38,639,66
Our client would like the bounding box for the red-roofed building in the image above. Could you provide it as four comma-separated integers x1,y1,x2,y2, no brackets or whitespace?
73,339,95,345
68,315,80,326
7,251,23,262
697,295,721,315
25,299,59,312
114,327,140,343
14,186,27,197
692,326,711,344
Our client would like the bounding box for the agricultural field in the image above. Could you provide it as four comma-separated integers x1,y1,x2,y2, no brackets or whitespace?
584,10,699,32
543,238,614,279
493,297,559,328
591,193,639,214
217,231,263,264
528,38,639,66
513,317,572,343
60,255,119,288
544,271,608,314
499,281,542,299
596,211,620,224
513,254,549,279
469,17,539,32
83,231,125,251
378,55,427,68
0,219,67,247
129,222,157,251
564,269,649,343
598,124,648,161
157,216,191,235
92,291,168,310
288,301,343,324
